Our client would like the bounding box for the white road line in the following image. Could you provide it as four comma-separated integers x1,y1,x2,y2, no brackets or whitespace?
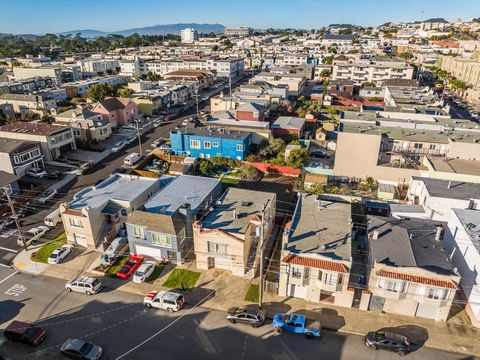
0,263,12,268
0,270,18,284
0,246,18,253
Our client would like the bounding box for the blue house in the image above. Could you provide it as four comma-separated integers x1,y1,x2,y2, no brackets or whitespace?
170,127,252,160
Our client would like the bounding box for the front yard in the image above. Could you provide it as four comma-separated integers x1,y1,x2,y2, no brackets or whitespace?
32,232,66,263
163,269,201,290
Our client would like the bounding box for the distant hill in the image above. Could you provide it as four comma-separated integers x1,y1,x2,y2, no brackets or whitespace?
56,23,225,38
328,24,361,29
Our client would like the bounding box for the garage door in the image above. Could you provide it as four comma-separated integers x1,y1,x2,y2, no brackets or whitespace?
416,303,439,320
74,234,88,247
134,244,162,259
288,284,307,299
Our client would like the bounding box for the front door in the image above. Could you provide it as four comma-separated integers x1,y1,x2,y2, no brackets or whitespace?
207,257,215,269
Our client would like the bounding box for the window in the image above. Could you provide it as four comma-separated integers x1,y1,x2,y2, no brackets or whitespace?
204,141,211,149
324,272,337,285
152,233,172,248
207,241,228,255
427,287,447,300
190,140,201,149
429,144,436,150
414,143,423,149
236,144,243,152
378,278,404,293
291,267,302,278
13,156,19,164
68,218,83,228
212,142,219,148
133,226,145,239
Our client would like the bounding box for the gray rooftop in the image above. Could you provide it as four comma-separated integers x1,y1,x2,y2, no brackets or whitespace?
285,194,352,261
143,175,221,215
368,216,454,275
272,116,306,131
202,188,276,236
413,177,480,200
69,174,162,211
452,208,480,253
172,126,252,140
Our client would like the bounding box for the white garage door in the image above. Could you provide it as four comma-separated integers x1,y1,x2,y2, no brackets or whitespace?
288,284,307,299
134,244,162,259
74,234,88,247
416,303,438,320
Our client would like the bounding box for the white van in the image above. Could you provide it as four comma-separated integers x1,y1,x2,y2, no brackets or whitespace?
44,208,62,227
124,152,141,166
101,237,129,265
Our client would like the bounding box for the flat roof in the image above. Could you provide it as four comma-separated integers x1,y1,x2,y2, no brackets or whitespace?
69,174,161,211
143,175,220,215
0,122,70,136
172,126,251,140
412,176,480,200
285,194,352,261
202,187,276,236
272,116,306,131
452,208,480,253
427,157,480,177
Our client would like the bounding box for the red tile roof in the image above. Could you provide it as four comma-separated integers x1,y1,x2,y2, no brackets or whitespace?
377,270,457,289
282,254,349,273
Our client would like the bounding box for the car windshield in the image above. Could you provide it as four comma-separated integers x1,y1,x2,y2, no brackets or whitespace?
79,342,93,355
24,327,37,337
50,253,58,258
119,267,130,274
135,271,144,277
125,260,136,267
91,279,100,287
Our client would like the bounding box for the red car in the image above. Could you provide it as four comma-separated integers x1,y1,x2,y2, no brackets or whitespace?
116,255,144,279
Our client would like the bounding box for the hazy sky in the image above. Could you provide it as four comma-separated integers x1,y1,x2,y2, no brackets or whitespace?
1,0,479,34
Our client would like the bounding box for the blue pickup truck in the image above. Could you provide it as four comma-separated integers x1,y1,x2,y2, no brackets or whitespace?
272,313,321,339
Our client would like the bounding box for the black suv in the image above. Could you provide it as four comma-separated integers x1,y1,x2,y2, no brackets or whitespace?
226,306,265,328
365,331,411,356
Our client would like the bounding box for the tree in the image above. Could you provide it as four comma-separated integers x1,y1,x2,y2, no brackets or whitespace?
86,83,115,102
286,149,307,169
322,55,334,65
40,114,54,123
361,81,376,88
119,88,135,98
198,159,216,176
146,71,162,82
319,69,331,77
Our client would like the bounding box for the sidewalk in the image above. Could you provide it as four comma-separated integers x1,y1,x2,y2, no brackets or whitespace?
12,249,480,357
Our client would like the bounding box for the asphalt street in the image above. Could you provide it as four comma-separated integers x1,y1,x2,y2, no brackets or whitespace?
0,269,471,360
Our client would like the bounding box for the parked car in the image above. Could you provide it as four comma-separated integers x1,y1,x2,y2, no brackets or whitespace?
201,95,209,102
116,255,144,279
272,313,321,339
0,216,14,231
111,141,126,153
133,261,156,283
125,136,137,145
26,167,47,178
151,138,166,148
36,188,57,204
101,237,129,265
122,123,136,130
124,152,142,166
159,144,171,152
365,331,412,356
143,290,185,312
310,150,330,159
3,321,47,346
45,171,62,180
226,306,265,327
21,225,49,246
60,339,103,360
47,244,73,264
65,276,102,295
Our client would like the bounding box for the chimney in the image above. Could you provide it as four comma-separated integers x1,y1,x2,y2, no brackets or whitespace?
372,230,379,240
435,225,443,241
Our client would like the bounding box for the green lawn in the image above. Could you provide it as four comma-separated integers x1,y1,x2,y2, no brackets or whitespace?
146,265,165,284
244,284,259,302
105,256,129,277
32,232,66,263
162,269,200,289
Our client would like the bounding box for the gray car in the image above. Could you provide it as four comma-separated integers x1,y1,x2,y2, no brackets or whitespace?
226,306,265,327
60,338,102,359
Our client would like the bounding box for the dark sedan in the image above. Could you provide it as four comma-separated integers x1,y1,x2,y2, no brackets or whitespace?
365,330,412,356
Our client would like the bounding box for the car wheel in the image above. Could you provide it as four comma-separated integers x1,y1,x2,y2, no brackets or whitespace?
275,327,283,333
168,308,174,313
67,287,72,292
86,291,92,296
368,344,378,351
145,303,152,308
251,323,258,328
229,319,236,324
305,332,313,339
397,351,406,357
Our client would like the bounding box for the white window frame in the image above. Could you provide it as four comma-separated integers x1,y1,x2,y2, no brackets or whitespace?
291,267,302,279
133,226,145,239
204,141,211,149
324,272,337,285
190,140,201,149
212,142,219,148
152,233,172,248
68,218,83,228
236,144,243,152
207,241,228,255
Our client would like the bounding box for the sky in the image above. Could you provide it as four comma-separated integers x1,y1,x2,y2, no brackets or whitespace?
0,0,479,34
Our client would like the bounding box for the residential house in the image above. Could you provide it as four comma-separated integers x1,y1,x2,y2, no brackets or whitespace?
60,174,163,249
194,188,276,278
279,194,354,308
367,216,460,321
131,91,171,116
0,122,76,161
444,209,480,327
170,126,252,160
163,70,214,90
271,116,305,138
55,108,112,144
126,175,222,263
0,93,57,116
91,97,138,127
0,139,44,177
322,34,355,46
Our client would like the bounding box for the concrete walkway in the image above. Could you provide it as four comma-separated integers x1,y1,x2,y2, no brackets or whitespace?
12,249,480,357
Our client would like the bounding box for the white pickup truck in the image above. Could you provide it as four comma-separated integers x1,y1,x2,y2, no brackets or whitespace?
143,290,185,312
19,225,49,246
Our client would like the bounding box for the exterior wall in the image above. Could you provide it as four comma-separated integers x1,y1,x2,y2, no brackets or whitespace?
448,141,480,161
333,131,419,183
61,208,106,248
0,153,14,174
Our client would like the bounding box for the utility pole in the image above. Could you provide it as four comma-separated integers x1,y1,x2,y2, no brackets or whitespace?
135,119,143,156
3,185,27,251
258,199,270,310
229,74,232,97
195,87,199,118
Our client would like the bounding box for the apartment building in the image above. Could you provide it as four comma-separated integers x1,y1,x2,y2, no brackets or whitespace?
77,59,120,75
444,209,480,327
194,188,276,278
279,195,354,308
322,34,355,46
224,27,253,37
252,72,305,97
367,216,460,321
163,70,214,90
0,93,57,115
60,174,162,249
332,57,414,85
0,139,44,177
127,175,221,263
0,122,76,161
13,66,81,83
181,28,199,44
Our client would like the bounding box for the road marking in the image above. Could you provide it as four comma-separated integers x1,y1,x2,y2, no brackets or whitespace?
0,270,18,284
0,246,18,253
4,283,27,296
